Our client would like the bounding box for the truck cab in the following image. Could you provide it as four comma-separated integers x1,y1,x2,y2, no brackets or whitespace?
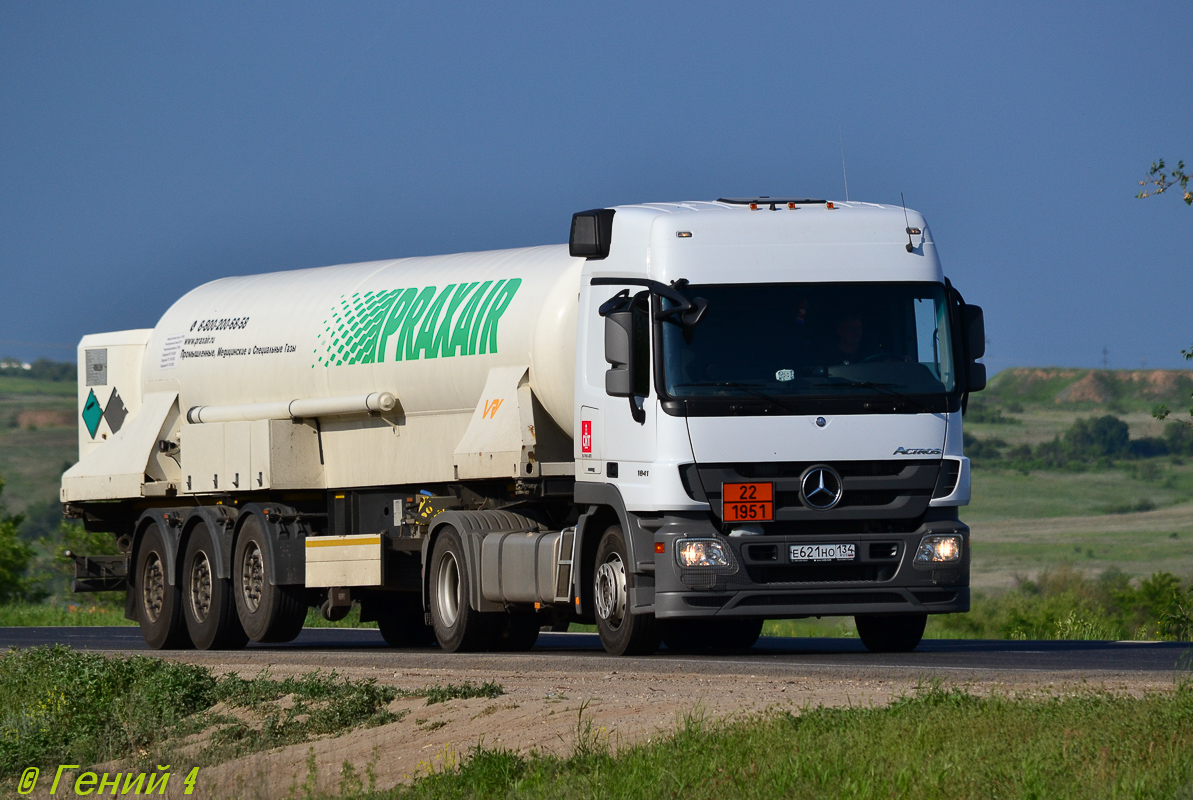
569,198,985,654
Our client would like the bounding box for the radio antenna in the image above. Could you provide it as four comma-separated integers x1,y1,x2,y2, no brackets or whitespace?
901,192,915,252
839,126,849,202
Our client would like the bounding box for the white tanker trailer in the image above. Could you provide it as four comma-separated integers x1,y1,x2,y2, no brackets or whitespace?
63,198,986,655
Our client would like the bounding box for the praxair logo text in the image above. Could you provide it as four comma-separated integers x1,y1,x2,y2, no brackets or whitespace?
316,279,521,367
893,446,943,455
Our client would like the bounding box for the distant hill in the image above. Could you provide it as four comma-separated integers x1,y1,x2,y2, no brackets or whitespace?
980,368,1193,413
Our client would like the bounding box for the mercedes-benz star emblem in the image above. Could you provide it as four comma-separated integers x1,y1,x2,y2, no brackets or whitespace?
800,465,844,510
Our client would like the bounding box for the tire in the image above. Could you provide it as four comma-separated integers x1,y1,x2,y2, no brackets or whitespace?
182,522,248,650
233,514,307,643
375,594,437,648
593,525,660,656
855,613,927,653
493,610,540,652
429,526,498,652
134,524,192,650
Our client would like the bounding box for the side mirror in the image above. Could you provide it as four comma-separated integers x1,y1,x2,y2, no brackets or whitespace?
961,304,986,392
967,361,987,392
961,304,985,360
604,310,635,398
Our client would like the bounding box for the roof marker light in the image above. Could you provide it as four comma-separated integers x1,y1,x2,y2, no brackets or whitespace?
787,202,796,209
676,231,692,238
749,203,758,210
826,202,835,209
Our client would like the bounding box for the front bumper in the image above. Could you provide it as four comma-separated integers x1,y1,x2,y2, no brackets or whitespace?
644,512,970,619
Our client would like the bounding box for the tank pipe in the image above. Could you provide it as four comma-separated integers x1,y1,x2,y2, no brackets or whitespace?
186,392,397,424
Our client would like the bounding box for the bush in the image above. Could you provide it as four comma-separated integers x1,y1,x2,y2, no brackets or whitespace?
962,431,1007,461
0,478,41,604
0,647,217,777
1064,415,1130,458
1166,421,1193,456
930,566,1193,641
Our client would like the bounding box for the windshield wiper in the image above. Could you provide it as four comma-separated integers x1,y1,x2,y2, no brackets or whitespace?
671,382,803,414
812,378,935,414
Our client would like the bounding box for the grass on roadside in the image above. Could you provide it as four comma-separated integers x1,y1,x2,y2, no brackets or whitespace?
0,647,503,782
345,683,1193,800
0,602,134,627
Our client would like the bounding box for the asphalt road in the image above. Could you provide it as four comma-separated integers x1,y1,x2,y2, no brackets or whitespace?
2,627,1190,676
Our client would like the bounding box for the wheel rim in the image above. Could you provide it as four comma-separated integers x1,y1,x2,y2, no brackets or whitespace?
241,541,264,614
436,551,461,628
142,552,165,624
189,550,213,624
594,553,626,629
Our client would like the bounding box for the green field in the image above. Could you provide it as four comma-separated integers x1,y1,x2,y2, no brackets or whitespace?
0,373,76,516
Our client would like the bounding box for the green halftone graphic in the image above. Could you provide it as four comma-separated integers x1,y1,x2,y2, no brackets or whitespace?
316,289,402,367
314,279,521,367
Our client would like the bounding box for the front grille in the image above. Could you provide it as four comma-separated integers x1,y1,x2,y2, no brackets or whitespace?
732,461,912,479
776,489,900,508
679,460,940,523
738,592,907,607
746,563,898,584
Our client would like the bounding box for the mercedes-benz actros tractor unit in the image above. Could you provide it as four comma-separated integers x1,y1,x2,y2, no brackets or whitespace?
62,197,986,655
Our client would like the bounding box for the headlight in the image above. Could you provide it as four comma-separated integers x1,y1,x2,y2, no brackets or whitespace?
676,539,729,567
915,534,963,564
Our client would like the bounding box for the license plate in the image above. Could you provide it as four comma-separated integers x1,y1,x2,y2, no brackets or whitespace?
790,543,856,562
723,482,774,522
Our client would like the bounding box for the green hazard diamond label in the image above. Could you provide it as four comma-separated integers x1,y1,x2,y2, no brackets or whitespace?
82,389,103,438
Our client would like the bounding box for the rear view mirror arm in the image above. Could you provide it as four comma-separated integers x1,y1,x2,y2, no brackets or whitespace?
592,277,708,328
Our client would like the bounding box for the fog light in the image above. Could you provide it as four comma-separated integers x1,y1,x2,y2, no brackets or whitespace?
915,534,963,564
676,539,729,567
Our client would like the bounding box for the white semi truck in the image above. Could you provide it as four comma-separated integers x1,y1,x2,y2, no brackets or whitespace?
62,198,986,655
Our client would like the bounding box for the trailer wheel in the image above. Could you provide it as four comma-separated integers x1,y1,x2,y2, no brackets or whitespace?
593,525,660,656
134,525,191,650
429,526,496,652
375,594,436,648
855,613,926,653
181,522,248,650
493,610,540,651
233,515,307,643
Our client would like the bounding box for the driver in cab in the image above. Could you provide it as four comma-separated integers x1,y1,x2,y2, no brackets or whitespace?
831,311,865,365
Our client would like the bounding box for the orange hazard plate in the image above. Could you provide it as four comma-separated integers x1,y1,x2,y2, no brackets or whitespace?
722,482,774,522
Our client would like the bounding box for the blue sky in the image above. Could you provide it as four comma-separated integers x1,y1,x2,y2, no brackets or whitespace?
1,2,1190,372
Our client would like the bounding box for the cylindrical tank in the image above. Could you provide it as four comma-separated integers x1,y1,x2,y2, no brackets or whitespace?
143,245,583,434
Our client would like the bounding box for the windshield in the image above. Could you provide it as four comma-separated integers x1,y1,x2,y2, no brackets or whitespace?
660,282,955,400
